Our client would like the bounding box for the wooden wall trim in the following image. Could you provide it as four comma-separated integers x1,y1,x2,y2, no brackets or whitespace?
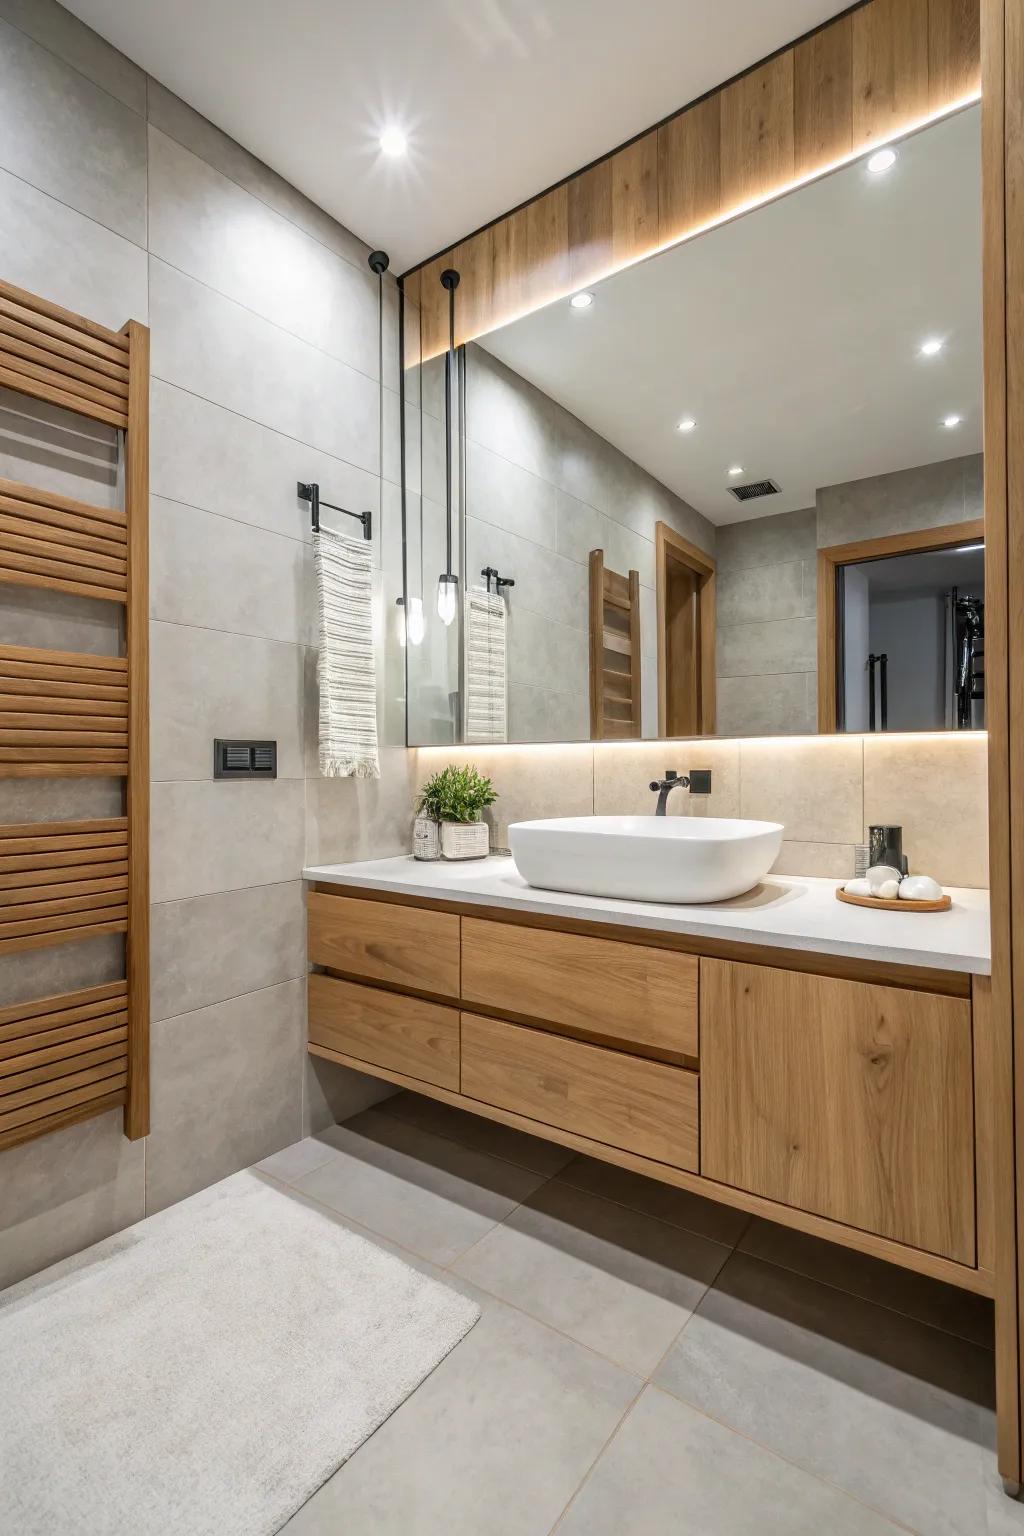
404,0,981,359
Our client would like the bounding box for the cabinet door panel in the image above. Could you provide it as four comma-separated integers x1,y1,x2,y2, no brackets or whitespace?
308,973,459,1090
700,958,974,1263
307,892,460,998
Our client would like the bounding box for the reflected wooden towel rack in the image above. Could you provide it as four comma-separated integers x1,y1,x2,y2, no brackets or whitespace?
0,277,148,1151
589,549,641,740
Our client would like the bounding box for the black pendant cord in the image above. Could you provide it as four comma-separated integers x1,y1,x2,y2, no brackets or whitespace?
440,269,460,585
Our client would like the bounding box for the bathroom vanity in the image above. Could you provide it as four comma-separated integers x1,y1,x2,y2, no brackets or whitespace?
302,857,992,1296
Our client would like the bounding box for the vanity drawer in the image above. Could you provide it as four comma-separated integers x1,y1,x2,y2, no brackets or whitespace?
461,917,698,1060
308,973,460,1090
307,891,460,999
461,1012,699,1169
699,959,975,1263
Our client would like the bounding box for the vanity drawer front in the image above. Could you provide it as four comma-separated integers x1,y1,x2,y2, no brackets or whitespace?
461,917,698,1060
307,892,460,999
461,1012,699,1170
700,959,975,1264
308,973,460,1090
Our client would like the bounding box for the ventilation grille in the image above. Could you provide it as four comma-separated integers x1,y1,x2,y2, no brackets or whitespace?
728,478,781,503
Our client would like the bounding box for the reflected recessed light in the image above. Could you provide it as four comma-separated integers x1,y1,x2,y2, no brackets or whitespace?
379,126,407,157
920,337,944,356
866,147,897,175
569,292,594,309
677,418,697,433
727,465,743,476
942,413,963,428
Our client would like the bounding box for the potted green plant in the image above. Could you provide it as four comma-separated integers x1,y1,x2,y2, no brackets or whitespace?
414,764,497,861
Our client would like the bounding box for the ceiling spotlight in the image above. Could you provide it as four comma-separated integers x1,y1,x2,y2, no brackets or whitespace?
379,126,407,158
920,338,944,356
866,147,897,175
677,418,697,433
727,465,743,477
942,413,963,428
569,292,594,310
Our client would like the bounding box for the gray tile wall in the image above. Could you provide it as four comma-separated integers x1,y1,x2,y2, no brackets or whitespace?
0,0,398,1283
715,454,984,735
460,344,716,742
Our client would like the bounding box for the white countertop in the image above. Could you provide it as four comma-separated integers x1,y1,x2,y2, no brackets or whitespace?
303,855,991,976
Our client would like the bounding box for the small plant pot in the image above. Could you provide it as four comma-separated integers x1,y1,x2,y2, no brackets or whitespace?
440,820,490,860
412,815,441,862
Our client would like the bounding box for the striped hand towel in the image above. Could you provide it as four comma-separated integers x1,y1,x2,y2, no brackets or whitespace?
313,525,380,778
464,584,507,744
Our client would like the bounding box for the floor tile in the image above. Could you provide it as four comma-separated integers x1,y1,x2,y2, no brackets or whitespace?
453,1178,730,1376
255,1136,338,1185
740,1216,995,1348
556,1385,905,1535
293,1109,548,1266
381,1090,575,1177
280,1293,639,1536
654,1251,996,1536
556,1153,750,1248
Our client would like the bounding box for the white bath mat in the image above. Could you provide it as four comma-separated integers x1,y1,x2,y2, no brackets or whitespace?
0,1169,480,1536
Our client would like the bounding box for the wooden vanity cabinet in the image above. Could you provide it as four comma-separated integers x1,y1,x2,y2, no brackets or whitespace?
699,958,976,1265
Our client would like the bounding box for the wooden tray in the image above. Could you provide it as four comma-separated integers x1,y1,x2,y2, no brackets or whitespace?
836,887,951,913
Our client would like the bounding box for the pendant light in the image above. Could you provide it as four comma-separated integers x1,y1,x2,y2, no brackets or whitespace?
437,267,460,626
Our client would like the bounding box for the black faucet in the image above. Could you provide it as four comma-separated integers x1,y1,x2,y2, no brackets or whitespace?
650,770,690,816
649,768,713,815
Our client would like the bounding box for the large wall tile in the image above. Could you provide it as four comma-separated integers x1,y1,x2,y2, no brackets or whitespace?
772,839,857,878
864,733,989,887
304,1057,397,1136
150,778,305,903
151,620,304,781
465,437,561,552
148,128,379,378
594,739,741,817
146,980,304,1213
0,777,121,824
0,1109,144,1290
717,672,815,736
716,507,816,571
817,456,976,547
0,933,123,1011
0,19,146,243
146,80,369,274
151,880,305,1022
150,496,305,645
0,0,146,111
740,736,864,844
0,165,147,326
509,610,587,690
718,617,816,678
306,746,415,866
466,518,588,631
717,561,808,627
149,258,378,472
0,584,121,655
415,744,594,848
150,380,379,546
0,388,119,507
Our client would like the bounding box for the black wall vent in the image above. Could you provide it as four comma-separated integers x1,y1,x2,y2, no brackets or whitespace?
214,740,277,779
728,478,781,503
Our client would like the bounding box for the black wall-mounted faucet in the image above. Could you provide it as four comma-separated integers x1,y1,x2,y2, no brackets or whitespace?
649,768,713,815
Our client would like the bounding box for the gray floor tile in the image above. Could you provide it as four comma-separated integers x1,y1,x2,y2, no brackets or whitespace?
381,1090,576,1177
654,1250,996,1536
453,1178,730,1376
557,1153,750,1248
293,1109,548,1266
741,1216,995,1348
280,1293,639,1536
255,1136,339,1186
556,1385,906,1535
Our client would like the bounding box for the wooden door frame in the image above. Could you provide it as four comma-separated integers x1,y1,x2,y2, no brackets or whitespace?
815,518,985,733
655,522,716,736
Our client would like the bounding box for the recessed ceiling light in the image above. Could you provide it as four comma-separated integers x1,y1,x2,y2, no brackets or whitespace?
942,413,963,428
569,292,594,309
727,465,743,476
379,126,407,157
677,418,697,433
866,147,897,175
920,337,944,356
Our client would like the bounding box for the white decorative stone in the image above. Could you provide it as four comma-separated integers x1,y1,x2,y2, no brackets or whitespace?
843,878,872,897
877,879,901,900
866,864,902,895
899,874,944,902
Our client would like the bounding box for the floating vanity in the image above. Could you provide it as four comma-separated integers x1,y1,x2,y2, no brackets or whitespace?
303,855,992,1296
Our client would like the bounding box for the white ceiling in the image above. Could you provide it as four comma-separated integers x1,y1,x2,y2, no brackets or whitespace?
480,105,983,525
62,0,850,270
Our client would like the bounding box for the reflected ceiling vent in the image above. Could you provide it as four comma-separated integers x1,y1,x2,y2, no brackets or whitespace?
728,478,781,503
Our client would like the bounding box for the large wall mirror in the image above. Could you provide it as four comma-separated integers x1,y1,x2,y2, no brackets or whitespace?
402,103,982,745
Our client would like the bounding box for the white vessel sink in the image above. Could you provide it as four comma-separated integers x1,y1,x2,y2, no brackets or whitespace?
509,815,784,904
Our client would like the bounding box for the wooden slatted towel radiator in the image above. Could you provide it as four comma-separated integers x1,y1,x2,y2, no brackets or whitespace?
0,278,148,1151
